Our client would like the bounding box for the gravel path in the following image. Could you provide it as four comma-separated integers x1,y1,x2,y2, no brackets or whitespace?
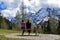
5,33,60,40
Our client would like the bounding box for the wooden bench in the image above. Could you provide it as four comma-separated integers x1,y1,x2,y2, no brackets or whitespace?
18,28,39,35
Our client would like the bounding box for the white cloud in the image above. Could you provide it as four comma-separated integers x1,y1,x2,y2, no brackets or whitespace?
24,0,42,12
0,0,60,18
47,0,60,7
0,0,19,10
0,0,14,2
1,8,17,17
0,0,20,18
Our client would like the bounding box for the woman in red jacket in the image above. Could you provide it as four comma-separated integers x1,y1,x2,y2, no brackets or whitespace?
21,20,26,35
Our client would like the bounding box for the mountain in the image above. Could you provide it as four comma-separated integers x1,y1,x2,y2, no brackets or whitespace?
5,17,16,23
27,7,60,24
2,7,60,25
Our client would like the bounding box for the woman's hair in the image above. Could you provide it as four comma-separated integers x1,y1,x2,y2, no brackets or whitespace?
22,20,24,22
27,20,30,23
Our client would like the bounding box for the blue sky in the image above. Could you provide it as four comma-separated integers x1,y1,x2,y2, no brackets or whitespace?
0,0,60,18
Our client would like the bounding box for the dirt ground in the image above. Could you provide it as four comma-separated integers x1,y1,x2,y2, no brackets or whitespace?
5,33,60,40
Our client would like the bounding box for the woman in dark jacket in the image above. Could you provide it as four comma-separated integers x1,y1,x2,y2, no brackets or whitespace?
26,20,31,35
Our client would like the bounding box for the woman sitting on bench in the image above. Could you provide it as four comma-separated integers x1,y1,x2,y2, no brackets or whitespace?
21,20,26,35
26,20,31,35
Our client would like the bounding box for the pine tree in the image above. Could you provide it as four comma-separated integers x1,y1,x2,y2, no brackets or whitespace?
46,20,51,33
57,21,60,34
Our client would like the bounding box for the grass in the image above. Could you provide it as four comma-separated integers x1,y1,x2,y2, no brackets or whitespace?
0,29,31,40
0,35,28,40
0,28,42,35
0,29,36,34
0,29,21,34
